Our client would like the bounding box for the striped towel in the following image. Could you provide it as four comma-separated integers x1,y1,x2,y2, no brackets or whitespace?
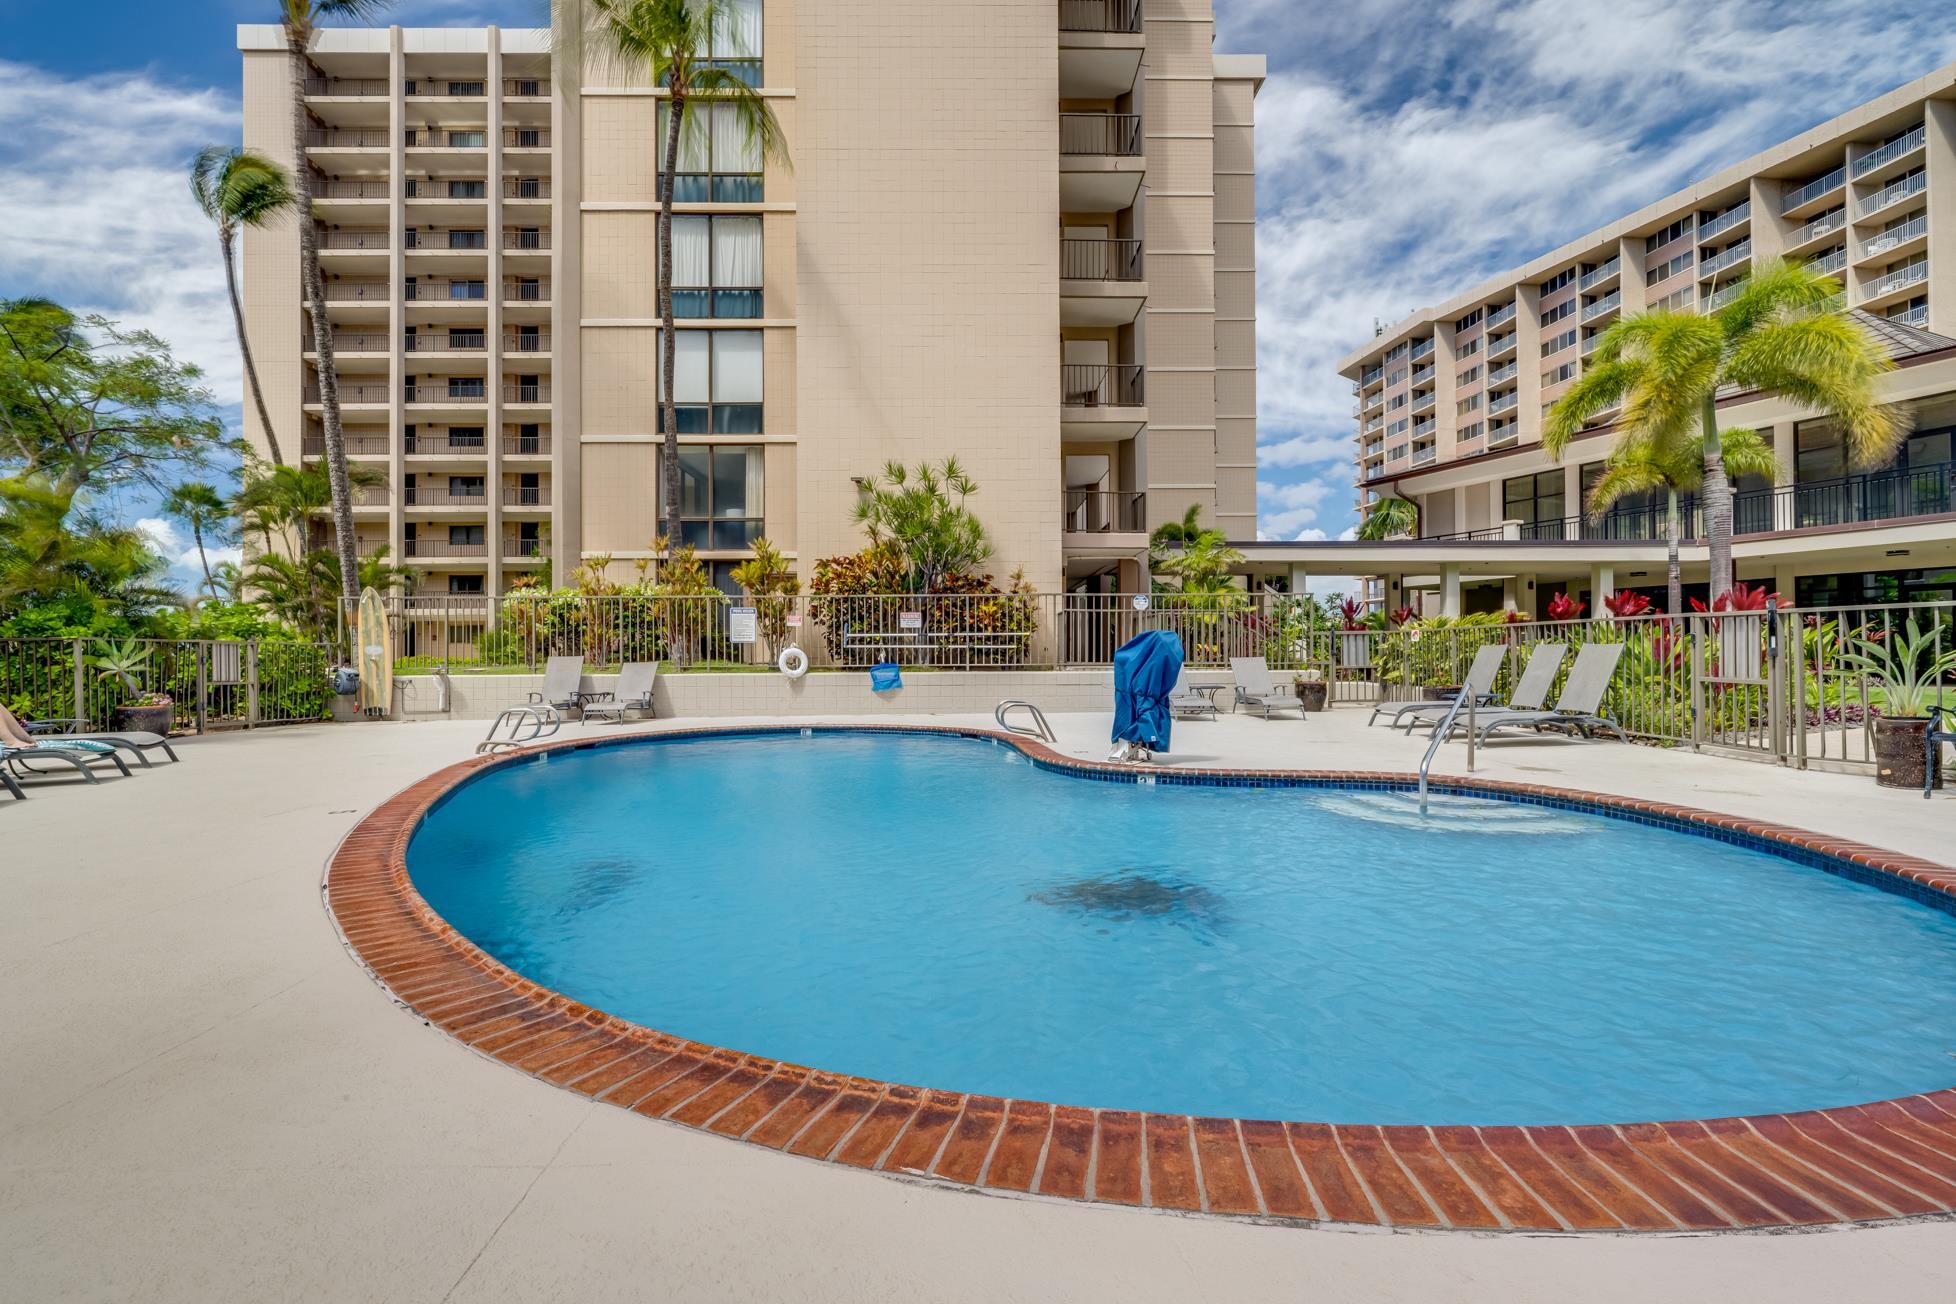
34,739,115,754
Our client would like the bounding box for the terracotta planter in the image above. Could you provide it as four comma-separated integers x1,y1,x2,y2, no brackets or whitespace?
1872,716,1937,790
114,703,175,736
1294,680,1329,713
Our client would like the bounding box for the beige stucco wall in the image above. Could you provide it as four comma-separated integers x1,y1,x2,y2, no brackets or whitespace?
792,0,1062,591
239,49,303,473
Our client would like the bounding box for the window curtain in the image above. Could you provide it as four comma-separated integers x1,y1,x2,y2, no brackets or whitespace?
658,330,712,402
712,216,762,287
711,331,763,402
711,105,761,173
658,103,710,171
743,445,765,519
718,0,762,57
672,216,710,287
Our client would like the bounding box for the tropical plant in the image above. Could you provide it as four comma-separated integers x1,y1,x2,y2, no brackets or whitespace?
851,458,993,594
1355,495,1417,541
554,0,786,548
1603,590,1652,619
89,638,170,707
1149,503,1211,551
1545,258,1902,601
190,145,295,465
279,0,393,605
162,481,235,598
1834,617,1956,718
1152,532,1245,598
1581,428,1777,614
1688,582,1783,614
1546,591,1585,621
0,299,233,497
1372,611,1512,689
0,477,176,616
1389,605,1415,626
729,535,798,655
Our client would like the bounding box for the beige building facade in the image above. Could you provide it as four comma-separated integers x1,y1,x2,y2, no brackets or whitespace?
238,2,1263,602
1305,63,1956,616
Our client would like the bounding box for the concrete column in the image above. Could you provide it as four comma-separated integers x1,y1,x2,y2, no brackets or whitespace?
1562,462,1583,540
388,28,407,573
1771,419,1798,531
1440,563,1462,617
486,29,505,596
1589,562,1615,618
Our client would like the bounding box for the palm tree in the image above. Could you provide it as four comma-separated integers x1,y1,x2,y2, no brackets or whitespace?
191,146,295,465
1546,258,1902,600
280,0,392,609
1149,503,1209,551
1583,431,1777,614
162,481,236,598
1354,495,1417,541
554,0,786,549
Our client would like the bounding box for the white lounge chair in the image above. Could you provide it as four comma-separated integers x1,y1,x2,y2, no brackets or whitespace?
527,655,587,717
1403,642,1565,735
4,705,178,767
1453,642,1628,744
1167,669,1223,720
1368,643,1509,728
582,661,659,724
1230,657,1303,719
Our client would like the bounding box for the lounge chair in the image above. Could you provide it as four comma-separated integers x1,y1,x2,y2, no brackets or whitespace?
1,739,133,787
4,706,178,767
1,764,23,800
1397,642,1567,735
582,661,659,724
527,655,587,718
1167,669,1223,720
1455,642,1629,744
1368,643,1508,728
1230,657,1304,719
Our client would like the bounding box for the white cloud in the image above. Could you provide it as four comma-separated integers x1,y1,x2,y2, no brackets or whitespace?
134,516,240,587
1226,0,1956,541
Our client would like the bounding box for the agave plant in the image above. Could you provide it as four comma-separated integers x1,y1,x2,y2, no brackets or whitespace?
90,639,170,707
1834,617,1956,718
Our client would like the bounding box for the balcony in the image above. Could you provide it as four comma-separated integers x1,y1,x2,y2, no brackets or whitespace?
1061,363,1146,438
1856,171,1926,220
502,127,550,149
503,278,551,303
303,382,390,405
405,431,489,456
503,330,553,354
503,228,551,251
503,430,552,456
305,128,388,150
1486,331,1517,360
322,280,389,303
504,534,550,561
404,384,488,406
1890,302,1930,328
1410,338,1434,361
1581,290,1621,322
503,77,546,99
1059,114,1144,210
504,381,552,404
503,485,552,507
1780,165,1846,217
502,178,552,200
404,539,488,559
1412,445,1438,466
1865,258,1929,301
1410,364,1435,386
1698,240,1751,279
1410,417,1435,438
1060,238,1146,326
1059,1,1143,98
1486,361,1518,384
1579,334,1600,356
1578,256,1621,291
1809,247,1848,279
320,229,391,253
1411,391,1435,414
407,79,487,99
1488,392,1518,415
1485,303,1516,330
1061,489,1146,536
315,180,388,201
404,484,488,507
405,331,488,354
303,77,386,97
305,331,388,355
1698,202,1751,242
1486,425,1518,448
1851,125,1925,181
301,433,391,457
1857,214,1928,264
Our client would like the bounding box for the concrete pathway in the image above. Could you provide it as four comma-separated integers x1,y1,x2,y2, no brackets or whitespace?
4,713,1954,1302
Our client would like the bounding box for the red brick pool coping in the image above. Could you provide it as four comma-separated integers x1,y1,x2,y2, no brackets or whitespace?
324,723,1956,1233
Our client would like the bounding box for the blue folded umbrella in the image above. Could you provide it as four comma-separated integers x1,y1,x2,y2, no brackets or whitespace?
1111,629,1185,753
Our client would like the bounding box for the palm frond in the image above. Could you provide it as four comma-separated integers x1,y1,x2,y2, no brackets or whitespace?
1712,257,1841,340
1715,427,1779,483
1543,357,1638,456
1584,461,1670,519
1722,313,1905,467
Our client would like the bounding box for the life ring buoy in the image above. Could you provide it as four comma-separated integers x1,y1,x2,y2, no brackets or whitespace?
777,645,809,678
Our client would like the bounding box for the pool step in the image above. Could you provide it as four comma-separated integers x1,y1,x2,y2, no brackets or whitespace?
1318,791,1595,834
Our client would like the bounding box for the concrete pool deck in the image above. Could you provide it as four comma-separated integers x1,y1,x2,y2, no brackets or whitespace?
6,710,1956,1301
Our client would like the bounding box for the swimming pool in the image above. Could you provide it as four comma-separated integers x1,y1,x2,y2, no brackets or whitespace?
404,729,1956,1128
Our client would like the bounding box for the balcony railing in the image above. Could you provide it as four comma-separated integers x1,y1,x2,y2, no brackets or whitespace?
305,332,388,353
1707,282,1744,311
1363,415,1382,433
403,281,488,301
1061,489,1146,533
1868,259,1929,298
303,77,387,97
350,486,390,507
1890,303,1930,328
1059,0,1144,33
315,180,388,200
1581,290,1621,321
504,535,549,558
503,128,550,148
1780,165,1845,214
410,332,489,352
1410,417,1435,437
503,178,552,199
1699,239,1751,278
1410,364,1434,385
1060,237,1143,281
503,279,551,302
1486,332,1516,357
406,227,489,251
504,382,552,403
1412,445,1437,466
1857,171,1926,218
1488,392,1518,415
503,432,552,456
405,485,488,506
404,385,489,405
503,228,551,251
1861,214,1928,260
1852,125,1926,178
405,433,487,454
320,230,391,250
301,433,391,457
503,331,552,353
404,539,488,559
1061,363,1144,408
1578,256,1621,290
1059,113,1142,156
1410,338,1434,360
305,128,389,148
1411,392,1435,414
1484,303,1516,330
407,80,487,98
1486,361,1517,384
1698,202,1750,241
1788,209,1847,249
503,78,545,98
303,383,390,404
503,486,552,507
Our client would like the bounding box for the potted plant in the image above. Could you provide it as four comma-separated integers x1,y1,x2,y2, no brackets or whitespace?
1337,597,1372,670
1835,617,1956,790
1293,666,1329,713
90,639,174,735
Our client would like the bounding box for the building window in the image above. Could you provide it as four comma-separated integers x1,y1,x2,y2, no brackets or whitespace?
1454,307,1483,331
1541,267,1577,293
671,216,764,318
1504,470,1566,528
1542,360,1579,386
659,444,765,550
449,524,486,546
1458,421,1484,440
1456,364,1483,386
659,102,765,202
1456,393,1482,414
1645,215,1694,252
1646,249,1694,281
446,425,485,449
657,329,763,433
1540,328,1577,357
1541,299,1575,326
448,574,485,595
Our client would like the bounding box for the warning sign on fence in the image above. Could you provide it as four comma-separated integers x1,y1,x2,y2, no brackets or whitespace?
728,607,758,644
898,611,923,631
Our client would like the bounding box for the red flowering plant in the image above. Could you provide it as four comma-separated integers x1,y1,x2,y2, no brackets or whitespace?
1337,596,1369,631
1602,590,1651,619
1545,591,1585,621
1390,605,1416,627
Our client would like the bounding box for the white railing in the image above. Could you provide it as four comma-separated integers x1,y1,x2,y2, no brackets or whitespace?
1579,257,1621,290
1860,214,1928,260
1780,165,1846,213
1581,290,1621,321
1868,259,1929,298
1698,201,1751,241
1857,171,1926,218
1412,445,1437,465
1485,303,1517,329
1488,392,1518,414
1787,209,1847,248
1851,125,1925,177
1699,239,1751,278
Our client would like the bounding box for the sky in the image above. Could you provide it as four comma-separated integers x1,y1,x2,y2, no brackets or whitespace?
2,0,1955,588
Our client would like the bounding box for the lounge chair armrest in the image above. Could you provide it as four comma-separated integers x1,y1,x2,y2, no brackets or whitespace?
526,690,544,704
23,719,82,734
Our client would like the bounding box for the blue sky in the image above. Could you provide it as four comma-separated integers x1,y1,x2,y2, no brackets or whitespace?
3,0,1955,581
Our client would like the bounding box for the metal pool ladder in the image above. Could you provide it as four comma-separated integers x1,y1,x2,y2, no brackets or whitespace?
995,699,1056,743
1417,690,1476,814
477,705,563,754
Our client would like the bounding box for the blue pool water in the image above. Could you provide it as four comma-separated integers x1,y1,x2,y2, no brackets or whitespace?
406,731,1956,1125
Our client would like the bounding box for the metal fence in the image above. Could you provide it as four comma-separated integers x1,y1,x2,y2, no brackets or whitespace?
347,593,1956,774
0,639,337,735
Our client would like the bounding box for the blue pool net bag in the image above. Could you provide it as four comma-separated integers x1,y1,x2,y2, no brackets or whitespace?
869,662,903,692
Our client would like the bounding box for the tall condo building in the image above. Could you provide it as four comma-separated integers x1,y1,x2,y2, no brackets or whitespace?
1305,63,1956,615
237,2,1264,603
